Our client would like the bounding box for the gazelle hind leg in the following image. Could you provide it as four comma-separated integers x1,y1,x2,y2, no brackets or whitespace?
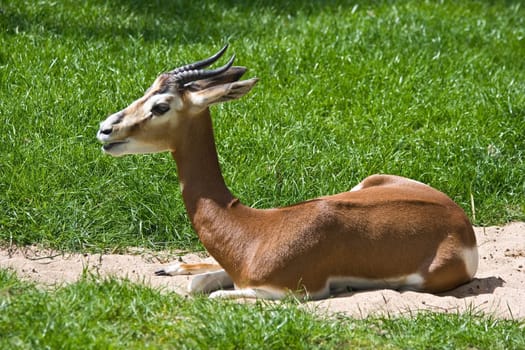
189,269,234,294
209,286,286,300
155,262,223,276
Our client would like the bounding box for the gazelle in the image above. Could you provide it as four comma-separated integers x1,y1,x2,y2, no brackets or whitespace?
97,45,478,300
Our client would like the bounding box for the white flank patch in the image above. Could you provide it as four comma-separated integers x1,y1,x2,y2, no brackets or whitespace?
462,246,479,278
349,183,363,192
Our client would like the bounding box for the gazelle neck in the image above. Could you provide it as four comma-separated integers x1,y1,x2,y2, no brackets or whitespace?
170,108,236,220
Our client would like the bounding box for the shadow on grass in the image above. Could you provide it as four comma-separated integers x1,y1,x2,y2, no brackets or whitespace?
0,0,352,43
3,1,522,50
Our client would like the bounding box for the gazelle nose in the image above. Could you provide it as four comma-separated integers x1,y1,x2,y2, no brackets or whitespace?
98,112,124,137
100,127,113,135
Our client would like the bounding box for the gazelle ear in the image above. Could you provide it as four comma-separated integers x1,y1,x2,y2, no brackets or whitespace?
187,78,259,108
187,66,248,91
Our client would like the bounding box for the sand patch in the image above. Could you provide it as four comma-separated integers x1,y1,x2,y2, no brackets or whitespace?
2,223,524,319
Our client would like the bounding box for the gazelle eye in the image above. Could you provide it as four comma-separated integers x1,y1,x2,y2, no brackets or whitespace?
151,103,170,116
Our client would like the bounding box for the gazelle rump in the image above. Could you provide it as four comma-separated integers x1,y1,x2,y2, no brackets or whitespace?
97,46,478,300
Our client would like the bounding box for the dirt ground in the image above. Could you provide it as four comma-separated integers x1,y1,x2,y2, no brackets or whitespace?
1,222,524,320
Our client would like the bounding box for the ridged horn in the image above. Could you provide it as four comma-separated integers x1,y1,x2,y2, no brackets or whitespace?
173,54,235,87
169,44,229,75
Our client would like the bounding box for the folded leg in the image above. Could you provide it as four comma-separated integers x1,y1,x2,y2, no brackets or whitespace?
155,262,233,294
155,262,223,276
189,269,234,294
209,287,285,300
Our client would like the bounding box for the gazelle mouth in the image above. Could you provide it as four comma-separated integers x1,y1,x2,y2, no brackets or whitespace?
102,140,129,151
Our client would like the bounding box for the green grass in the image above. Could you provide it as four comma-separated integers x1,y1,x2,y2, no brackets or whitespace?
1,270,523,349
1,0,524,252
1,1,524,348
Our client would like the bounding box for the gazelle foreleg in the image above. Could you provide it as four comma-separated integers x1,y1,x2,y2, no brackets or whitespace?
155,262,223,276
155,262,234,294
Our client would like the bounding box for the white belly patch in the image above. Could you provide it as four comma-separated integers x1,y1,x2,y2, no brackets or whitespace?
308,273,425,299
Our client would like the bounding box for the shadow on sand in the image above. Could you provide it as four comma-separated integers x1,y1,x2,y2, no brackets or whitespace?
329,276,506,300
439,276,505,298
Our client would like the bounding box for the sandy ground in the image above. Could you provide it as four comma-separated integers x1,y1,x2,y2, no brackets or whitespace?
1,222,524,320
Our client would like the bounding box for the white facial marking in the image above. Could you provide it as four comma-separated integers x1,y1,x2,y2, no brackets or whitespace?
143,93,170,115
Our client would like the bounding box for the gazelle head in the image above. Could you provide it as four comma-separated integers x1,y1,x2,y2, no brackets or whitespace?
97,45,258,157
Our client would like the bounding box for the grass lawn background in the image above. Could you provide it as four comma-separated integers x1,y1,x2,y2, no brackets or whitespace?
1,0,524,252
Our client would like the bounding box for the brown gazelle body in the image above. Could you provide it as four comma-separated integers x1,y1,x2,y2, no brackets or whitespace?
97,46,478,299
